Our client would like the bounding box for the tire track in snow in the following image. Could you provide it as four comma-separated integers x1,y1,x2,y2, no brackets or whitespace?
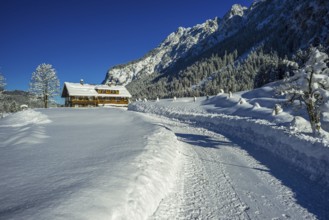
148,115,316,220
150,135,209,219
149,119,251,219
181,136,251,220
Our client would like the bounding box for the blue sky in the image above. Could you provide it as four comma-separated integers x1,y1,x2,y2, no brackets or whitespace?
0,0,252,92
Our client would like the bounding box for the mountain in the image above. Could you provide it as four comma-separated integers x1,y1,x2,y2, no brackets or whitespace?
103,0,329,99
103,4,247,85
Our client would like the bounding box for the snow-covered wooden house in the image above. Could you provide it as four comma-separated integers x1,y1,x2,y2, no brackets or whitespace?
61,81,132,107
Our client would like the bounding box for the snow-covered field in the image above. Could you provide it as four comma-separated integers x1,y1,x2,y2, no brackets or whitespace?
1,83,329,220
0,108,182,220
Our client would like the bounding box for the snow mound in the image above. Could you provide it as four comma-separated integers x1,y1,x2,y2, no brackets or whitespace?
289,116,312,133
0,109,51,127
50,128,183,220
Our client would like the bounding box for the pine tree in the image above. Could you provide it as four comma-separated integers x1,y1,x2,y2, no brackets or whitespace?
0,73,6,115
0,73,5,91
9,101,18,113
29,63,60,108
3,102,9,113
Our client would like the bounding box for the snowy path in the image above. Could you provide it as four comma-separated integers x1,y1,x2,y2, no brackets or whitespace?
146,115,328,220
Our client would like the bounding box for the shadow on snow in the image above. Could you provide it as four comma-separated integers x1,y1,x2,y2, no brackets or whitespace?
176,132,270,173
175,131,329,220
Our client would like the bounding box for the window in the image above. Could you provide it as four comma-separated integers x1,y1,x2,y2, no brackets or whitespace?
96,89,119,94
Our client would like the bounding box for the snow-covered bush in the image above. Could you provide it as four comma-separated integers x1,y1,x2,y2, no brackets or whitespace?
20,104,29,110
238,98,247,104
289,116,311,133
156,97,159,102
278,48,329,135
272,104,283,115
173,96,177,101
228,91,233,99
253,102,261,108
217,89,224,95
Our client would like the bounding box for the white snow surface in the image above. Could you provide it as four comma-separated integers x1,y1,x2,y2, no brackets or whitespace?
0,109,52,127
129,83,329,187
2,83,329,220
0,108,182,220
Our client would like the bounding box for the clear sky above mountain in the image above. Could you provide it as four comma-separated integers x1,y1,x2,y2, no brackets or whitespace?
0,0,252,91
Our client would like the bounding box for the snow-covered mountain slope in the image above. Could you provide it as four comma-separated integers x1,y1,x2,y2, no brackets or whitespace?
103,4,247,85
104,0,329,99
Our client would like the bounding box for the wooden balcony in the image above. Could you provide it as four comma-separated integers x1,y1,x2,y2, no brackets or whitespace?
67,97,129,107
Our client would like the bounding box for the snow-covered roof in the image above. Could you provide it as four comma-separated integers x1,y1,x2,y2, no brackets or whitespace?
62,82,132,98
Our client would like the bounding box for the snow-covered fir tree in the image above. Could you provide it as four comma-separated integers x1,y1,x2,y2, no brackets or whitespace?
0,73,6,114
279,48,329,136
9,101,18,113
0,73,5,91
29,63,60,108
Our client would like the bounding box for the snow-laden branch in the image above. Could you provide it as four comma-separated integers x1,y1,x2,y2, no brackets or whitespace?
278,48,329,136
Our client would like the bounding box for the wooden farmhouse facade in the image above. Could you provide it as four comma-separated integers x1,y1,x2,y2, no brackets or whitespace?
61,81,132,107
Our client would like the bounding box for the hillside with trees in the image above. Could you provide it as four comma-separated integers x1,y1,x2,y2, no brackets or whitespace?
103,0,329,100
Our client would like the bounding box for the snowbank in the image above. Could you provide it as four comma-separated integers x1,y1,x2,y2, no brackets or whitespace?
41,126,183,220
129,93,329,187
0,109,51,127
0,109,52,147
109,126,183,219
